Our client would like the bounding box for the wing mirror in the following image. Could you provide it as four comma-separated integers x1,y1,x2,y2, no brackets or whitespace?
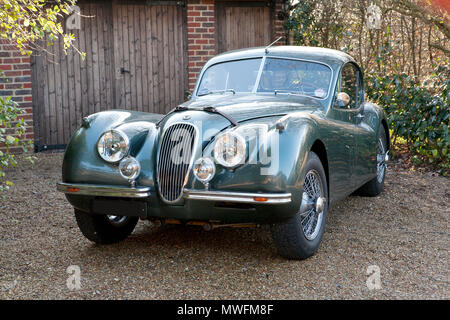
185,90,192,101
335,92,351,108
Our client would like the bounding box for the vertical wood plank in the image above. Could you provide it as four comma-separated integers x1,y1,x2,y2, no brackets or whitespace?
59,32,70,144
96,2,107,111
134,4,143,112
156,6,164,113
151,6,161,114
145,5,155,113
168,6,175,111
91,4,101,113
72,27,82,133
112,1,123,108
162,6,170,113
139,5,149,112
79,3,88,119
122,5,131,108
127,4,136,110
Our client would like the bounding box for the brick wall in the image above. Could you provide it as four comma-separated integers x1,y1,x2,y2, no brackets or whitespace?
186,0,216,92
186,0,288,92
0,41,33,153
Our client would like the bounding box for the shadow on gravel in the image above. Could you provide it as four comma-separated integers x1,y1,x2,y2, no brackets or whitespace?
78,224,281,266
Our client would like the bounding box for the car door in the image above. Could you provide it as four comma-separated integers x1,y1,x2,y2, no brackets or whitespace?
350,66,378,188
326,63,358,199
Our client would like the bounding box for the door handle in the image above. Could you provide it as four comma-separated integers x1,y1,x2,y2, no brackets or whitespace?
120,67,130,74
356,114,365,119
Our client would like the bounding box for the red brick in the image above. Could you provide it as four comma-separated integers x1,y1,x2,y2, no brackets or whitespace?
13,64,30,70
187,22,201,28
0,64,12,70
188,11,201,17
194,17,208,22
189,33,202,39
3,58,21,64
3,71,21,76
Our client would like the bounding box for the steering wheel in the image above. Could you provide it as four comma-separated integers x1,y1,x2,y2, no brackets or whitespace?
287,81,320,95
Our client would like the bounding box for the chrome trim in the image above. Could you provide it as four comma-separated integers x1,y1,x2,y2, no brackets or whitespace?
156,122,199,203
96,129,130,163
56,182,151,198
184,189,291,204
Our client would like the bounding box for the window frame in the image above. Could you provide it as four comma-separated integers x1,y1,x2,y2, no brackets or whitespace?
333,61,365,111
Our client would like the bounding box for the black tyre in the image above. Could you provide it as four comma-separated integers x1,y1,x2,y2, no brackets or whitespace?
271,151,328,260
74,209,139,244
357,126,388,197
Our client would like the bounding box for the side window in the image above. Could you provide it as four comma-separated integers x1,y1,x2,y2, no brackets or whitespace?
340,64,357,109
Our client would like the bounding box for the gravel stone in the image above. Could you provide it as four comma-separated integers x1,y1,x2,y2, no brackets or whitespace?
0,152,448,299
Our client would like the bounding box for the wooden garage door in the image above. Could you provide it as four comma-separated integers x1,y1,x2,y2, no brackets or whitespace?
31,0,187,149
112,2,187,114
216,1,273,53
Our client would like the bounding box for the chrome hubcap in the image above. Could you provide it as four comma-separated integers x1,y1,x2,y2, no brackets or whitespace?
299,170,326,241
377,137,387,183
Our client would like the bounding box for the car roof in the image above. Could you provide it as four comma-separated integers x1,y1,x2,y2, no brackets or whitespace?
206,46,355,69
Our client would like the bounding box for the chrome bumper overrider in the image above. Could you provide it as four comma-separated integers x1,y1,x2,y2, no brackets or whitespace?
56,182,151,198
57,182,291,204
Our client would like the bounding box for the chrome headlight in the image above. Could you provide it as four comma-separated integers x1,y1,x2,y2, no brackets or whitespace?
193,157,216,183
213,132,246,168
119,156,141,181
97,129,129,163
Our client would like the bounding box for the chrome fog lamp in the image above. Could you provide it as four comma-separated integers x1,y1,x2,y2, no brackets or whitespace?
213,132,246,168
119,156,141,183
97,129,129,163
193,157,216,183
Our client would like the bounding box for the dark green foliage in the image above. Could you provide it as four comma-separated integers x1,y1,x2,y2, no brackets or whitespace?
366,65,449,173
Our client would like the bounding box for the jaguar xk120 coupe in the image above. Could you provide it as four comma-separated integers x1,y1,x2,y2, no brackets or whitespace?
57,46,389,259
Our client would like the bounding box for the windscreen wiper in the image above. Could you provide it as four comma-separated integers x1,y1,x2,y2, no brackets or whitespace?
155,105,188,127
197,89,236,97
155,105,239,128
201,106,239,127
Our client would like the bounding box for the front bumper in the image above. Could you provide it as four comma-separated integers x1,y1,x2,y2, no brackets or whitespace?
56,182,151,198
57,182,291,204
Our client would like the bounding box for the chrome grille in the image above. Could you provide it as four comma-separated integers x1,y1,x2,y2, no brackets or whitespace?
157,123,197,203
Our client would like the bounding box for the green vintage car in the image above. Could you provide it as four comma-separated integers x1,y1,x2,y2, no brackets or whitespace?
57,46,389,259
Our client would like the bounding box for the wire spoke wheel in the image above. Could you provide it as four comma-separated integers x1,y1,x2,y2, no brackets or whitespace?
377,136,387,183
299,170,326,241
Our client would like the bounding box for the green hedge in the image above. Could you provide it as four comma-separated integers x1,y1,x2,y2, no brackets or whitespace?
365,64,450,173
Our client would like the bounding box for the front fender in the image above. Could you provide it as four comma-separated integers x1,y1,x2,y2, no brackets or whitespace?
62,110,162,189
186,114,320,217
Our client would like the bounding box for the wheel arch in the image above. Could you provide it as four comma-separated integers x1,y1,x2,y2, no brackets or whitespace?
381,118,390,151
310,139,329,198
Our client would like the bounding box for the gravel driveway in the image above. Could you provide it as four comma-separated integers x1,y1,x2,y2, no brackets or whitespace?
0,153,448,299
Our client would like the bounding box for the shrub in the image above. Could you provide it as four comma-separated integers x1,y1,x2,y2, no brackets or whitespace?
0,97,33,192
366,64,450,174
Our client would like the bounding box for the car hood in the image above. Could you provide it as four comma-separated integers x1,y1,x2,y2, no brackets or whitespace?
179,94,324,123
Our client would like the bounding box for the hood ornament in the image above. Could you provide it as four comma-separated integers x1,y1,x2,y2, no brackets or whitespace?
183,115,191,120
